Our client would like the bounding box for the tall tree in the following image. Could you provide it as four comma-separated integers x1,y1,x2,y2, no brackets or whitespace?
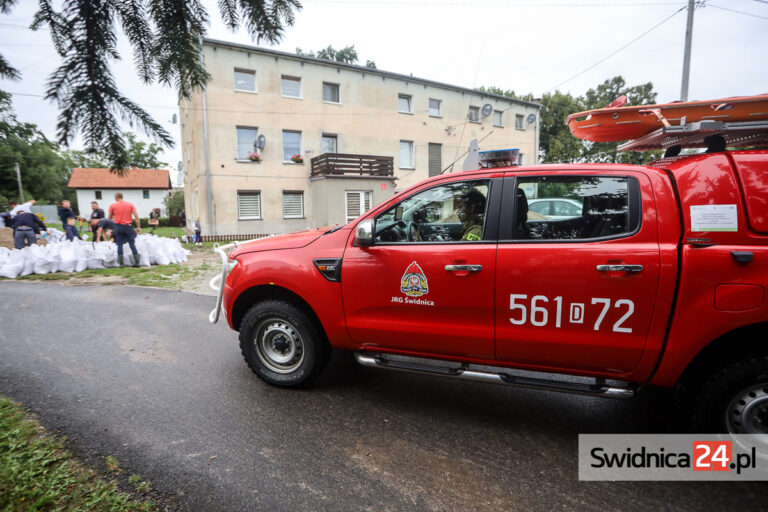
0,0,302,171
0,93,76,205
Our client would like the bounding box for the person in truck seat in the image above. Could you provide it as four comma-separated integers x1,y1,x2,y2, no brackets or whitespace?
456,189,486,241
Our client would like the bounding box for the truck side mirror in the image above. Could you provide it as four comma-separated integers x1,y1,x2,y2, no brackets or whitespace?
355,219,374,247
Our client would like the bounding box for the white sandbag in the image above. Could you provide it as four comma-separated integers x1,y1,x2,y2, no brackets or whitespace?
32,243,57,274
47,227,66,243
74,241,89,272
0,248,24,278
20,246,35,276
0,247,8,268
58,241,77,273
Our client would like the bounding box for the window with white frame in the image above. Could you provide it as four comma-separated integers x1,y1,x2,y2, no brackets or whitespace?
493,110,504,127
399,140,414,169
322,82,340,103
282,130,302,161
428,98,441,117
236,126,259,159
468,106,480,123
234,68,256,92
345,191,372,223
516,114,525,130
398,94,412,113
282,191,304,219
281,75,301,98
237,191,262,220
322,134,337,154
518,153,525,166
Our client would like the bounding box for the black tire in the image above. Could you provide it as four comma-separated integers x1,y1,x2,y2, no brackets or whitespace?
690,354,768,433
238,299,330,388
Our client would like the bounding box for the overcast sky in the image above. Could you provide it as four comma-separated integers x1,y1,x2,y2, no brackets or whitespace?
1,0,767,184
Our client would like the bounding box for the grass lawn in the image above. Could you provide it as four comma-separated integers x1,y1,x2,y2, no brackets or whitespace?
13,261,214,289
0,396,156,511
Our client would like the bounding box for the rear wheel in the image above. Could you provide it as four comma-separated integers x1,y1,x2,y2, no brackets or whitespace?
239,299,330,387
691,355,768,433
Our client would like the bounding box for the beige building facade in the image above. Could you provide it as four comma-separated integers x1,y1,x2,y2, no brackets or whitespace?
180,39,540,235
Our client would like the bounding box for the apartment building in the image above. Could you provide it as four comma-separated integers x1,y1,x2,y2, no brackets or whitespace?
180,38,540,235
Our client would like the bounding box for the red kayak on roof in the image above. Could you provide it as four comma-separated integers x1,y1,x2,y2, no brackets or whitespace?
566,93,768,142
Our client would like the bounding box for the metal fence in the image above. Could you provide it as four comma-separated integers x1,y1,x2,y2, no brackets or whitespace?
200,233,276,243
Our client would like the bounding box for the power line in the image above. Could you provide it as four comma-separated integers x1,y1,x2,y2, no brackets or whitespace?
548,6,686,91
304,0,684,6
707,3,768,19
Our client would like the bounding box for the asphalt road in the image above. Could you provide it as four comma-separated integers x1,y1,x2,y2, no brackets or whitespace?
1,282,766,511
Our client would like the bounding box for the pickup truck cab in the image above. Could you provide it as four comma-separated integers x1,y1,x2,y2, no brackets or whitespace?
210,148,768,434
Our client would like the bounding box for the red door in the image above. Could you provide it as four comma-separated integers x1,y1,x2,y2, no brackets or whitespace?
341,177,499,359
494,172,661,373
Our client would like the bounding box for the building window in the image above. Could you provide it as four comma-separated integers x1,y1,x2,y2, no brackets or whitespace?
236,126,259,160
282,130,302,161
95,190,102,200
322,134,337,154
322,82,340,103
399,140,414,169
346,191,372,223
516,114,525,130
282,191,304,219
281,75,301,98
468,106,480,123
428,98,441,117
398,94,412,114
142,190,150,199
237,191,262,220
518,153,525,166
428,143,442,177
234,68,256,92
493,110,504,127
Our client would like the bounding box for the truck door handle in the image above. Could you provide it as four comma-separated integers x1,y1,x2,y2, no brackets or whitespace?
445,264,482,272
596,264,643,272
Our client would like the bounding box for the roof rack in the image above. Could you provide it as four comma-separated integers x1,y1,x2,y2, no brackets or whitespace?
618,120,768,152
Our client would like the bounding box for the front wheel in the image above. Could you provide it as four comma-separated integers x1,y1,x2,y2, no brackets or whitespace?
239,299,330,387
691,355,768,433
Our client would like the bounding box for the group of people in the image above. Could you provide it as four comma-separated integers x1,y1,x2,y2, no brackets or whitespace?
1,194,144,267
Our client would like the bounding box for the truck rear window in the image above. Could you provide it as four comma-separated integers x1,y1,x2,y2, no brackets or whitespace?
731,153,768,234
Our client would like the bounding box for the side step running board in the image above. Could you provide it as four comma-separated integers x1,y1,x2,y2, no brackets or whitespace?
354,352,635,399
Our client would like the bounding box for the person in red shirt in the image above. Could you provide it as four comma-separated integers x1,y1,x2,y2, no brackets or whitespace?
108,192,142,267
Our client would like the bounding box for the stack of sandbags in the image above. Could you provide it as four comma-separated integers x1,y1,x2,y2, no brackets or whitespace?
0,235,190,279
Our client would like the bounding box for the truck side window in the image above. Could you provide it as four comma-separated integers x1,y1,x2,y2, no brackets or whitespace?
374,180,491,243
514,176,637,240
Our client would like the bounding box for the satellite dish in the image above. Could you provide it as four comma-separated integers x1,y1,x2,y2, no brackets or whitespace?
255,135,266,150
527,113,537,124
170,113,177,124
177,160,183,171
481,103,493,117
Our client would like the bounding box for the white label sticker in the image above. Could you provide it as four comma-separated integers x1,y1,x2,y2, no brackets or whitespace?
690,204,738,232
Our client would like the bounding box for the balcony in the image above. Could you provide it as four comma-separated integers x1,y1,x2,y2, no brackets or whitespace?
310,153,394,178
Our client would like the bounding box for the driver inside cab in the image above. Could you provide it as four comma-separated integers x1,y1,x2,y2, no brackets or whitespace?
456,189,486,241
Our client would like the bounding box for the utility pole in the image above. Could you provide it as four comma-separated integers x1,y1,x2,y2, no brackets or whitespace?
14,162,24,203
680,0,695,101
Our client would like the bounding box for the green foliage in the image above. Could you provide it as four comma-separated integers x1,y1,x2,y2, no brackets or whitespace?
1,0,302,171
296,44,375,68
123,133,167,169
163,189,185,216
0,396,155,510
0,94,76,205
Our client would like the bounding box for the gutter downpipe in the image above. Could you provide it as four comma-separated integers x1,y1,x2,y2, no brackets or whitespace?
201,40,215,235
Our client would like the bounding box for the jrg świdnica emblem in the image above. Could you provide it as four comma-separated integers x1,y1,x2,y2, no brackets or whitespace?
400,261,429,297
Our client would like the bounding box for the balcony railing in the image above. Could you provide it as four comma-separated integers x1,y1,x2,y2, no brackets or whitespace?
310,153,394,177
